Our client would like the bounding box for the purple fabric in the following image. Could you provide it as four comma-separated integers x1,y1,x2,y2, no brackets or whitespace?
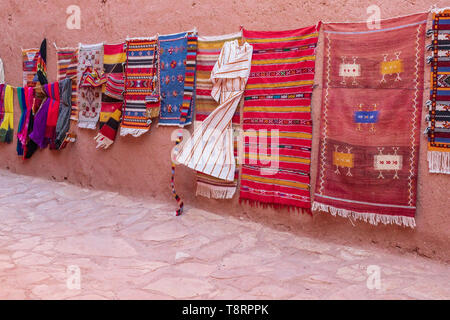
29,84,50,149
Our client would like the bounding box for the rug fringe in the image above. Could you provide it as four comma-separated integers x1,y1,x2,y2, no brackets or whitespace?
120,127,149,137
77,121,97,130
196,183,236,199
93,133,113,149
239,198,312,215
427,151,450,174
312,201,416,228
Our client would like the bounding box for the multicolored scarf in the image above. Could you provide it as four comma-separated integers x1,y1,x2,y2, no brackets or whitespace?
29,82,58,149
0,85,14,143
55,78,75,150
121,37,159,137
77,43,104,129
55,45,78,120
426,9,450,174
16,87,27,155
22,39,47,87
313,13,427,228
239,25,320,212
18,87,41,159
94,43,125,149
194,32,242,199
44,81,61,149
158,31,197,126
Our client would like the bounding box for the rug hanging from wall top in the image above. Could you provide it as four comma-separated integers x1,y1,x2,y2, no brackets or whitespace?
121,37,159,137
313,13,428,228
239,25,320,211
55,45,78,121
426,9,450,174
77,43,104,129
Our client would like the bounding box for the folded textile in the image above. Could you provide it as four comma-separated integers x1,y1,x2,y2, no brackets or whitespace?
79,67,107,87
94,108,121,149
121,37,159,137
180,32,198,126
96,43,125,149
19,88,41,159
16,87,26,155
44,81,61,149
77,42,104,129
29,83,54,149
55,78,73,149
426,9,450,174
22,39,48,87
176,41,253,197
0,85,14,143
105,73,124,101
55,45,78,121
194,32,243,199
240,25,320,212
313,13,428,228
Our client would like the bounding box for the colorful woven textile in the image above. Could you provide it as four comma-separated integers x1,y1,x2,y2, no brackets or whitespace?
181,32,198,125
313,13,427,228
426,9,450,174
55,78,73,150
55,45,78,120
44,81,61,149
22,48,40,87
29,82,58,149
177,41,253,189
239,25,320,211
158,32,188,126
19,88,41,159
16,87,26,155
94,43,125,149
194,32,242,199
22,39,47,87
158,31,198,126
77,43,104,129
0,85,14,143
17,87,33,156
171,130,184,216
121,37,159,137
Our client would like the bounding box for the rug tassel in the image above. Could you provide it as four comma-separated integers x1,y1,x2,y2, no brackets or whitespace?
312,201,416,228
427,150,450,174
239,198,312,215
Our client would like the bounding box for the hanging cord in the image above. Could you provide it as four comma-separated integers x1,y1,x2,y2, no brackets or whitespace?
171,130,184,216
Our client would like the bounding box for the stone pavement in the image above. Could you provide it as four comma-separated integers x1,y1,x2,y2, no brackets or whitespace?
0,170,448,300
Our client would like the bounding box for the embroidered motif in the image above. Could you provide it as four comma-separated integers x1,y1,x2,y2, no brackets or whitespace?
339,56,360,85
333,145,354,176
354,103,378,132
374,147,402,179
380,52,403,83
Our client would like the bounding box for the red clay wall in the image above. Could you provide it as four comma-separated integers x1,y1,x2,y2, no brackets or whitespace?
0,0,449,261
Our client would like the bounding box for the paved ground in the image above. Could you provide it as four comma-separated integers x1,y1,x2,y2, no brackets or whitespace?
0,170,449,300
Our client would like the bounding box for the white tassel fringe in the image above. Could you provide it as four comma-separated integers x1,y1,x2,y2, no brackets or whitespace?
77,121,97,130
196,183,236,199
312,201,416,228
94,133,113,149
120,127,149,137
428,151,450,174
